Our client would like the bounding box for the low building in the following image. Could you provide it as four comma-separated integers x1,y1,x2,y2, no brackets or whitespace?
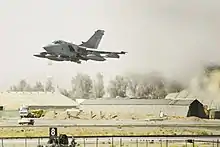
165,90,220,109
80,98,207,118
165,90,197,100
0,91,79,110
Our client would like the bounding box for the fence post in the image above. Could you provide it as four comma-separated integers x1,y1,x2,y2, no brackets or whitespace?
145,140,148,147
111,137,114,146
166,140,168,147
25,138,27,147
136,138,138,147
96,138,98,147
217,139,219,147
38,138,40,145
1,138,3,147
119,138,122,147
83,138,86,147
160,140,162,147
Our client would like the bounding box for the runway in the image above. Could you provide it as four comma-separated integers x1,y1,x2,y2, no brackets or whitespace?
0,119,220,128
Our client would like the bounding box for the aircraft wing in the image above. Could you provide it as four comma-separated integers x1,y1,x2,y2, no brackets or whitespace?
86,50,127,55
85,49,127,59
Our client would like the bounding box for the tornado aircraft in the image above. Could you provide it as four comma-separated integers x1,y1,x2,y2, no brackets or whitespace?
33,30,127,64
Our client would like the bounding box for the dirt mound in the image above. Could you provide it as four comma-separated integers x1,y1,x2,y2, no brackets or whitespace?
42,110,157,120
168,116,207,122
184,116,207,122
42,109,91,120
43,111,56,119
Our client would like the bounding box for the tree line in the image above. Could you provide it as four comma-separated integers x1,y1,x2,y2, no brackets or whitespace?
8,72,184,99
9,78,55,92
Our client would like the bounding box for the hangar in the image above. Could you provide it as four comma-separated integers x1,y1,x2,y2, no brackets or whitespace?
0,91,79,110
165,90,220,109
80,98,207,119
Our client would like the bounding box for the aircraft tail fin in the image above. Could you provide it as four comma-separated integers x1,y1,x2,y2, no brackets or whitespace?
79,30,104,49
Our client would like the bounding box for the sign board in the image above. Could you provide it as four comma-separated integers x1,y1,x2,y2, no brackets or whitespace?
49,127,57,137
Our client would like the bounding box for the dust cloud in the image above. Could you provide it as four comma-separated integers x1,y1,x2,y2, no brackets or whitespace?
145,0,220,87
138,0,220,107
186,64,220,108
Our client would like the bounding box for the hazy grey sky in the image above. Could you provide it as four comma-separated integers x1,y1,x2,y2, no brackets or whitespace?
1,0,220,90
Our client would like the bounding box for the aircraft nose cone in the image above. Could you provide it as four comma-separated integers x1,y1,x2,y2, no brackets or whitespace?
43,44,53,52
43,45,49,50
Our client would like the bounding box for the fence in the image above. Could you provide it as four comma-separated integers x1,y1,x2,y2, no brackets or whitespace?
1,135,220,147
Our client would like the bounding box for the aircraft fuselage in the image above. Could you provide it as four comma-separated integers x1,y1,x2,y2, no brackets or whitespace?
43,43,108,61
43,43,77,57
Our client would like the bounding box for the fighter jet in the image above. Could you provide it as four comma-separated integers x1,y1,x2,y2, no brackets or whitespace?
34,30,127,64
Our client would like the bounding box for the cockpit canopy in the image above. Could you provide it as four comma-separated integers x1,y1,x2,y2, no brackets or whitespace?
52,40,68,44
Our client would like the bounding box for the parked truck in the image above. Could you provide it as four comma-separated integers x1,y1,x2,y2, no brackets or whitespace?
19,105,29,118
18,118,35,125
18,105,35,125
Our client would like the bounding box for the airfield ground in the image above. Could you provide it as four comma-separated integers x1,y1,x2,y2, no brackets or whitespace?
0,116,220,137
0,116,219,146
1,110,220,137
0,126,218,147
0,126,218,137
38,109,208,121
1,109,220,139
0,125,217,147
